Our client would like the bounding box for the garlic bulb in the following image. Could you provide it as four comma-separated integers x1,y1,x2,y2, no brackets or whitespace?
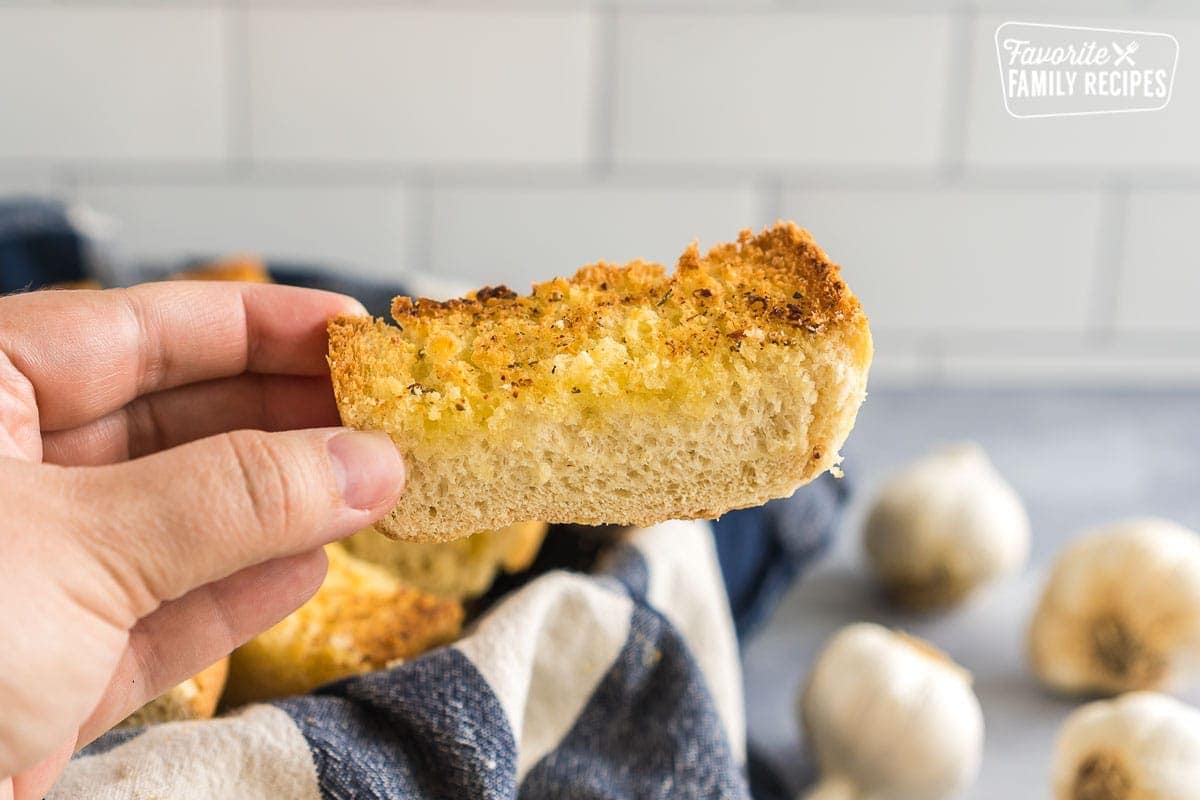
1052,691,1200,800
1029,518,1200,695
863,443,1029,609
799,623,983,800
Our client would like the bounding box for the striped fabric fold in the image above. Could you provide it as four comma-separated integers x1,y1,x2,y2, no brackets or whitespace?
53,521,750,800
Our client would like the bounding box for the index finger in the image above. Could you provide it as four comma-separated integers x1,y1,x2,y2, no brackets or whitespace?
0,281,366,432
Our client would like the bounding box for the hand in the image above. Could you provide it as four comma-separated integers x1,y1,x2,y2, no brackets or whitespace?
0,282,406,799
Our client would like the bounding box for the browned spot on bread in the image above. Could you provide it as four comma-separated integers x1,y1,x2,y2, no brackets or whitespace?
384,223,860,361
322,584,463,669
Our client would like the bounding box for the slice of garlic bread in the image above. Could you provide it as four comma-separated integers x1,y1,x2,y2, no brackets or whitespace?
328,222,872,542
223,546,463,706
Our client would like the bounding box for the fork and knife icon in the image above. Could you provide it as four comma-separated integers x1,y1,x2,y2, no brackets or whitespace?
1112,40,1139,67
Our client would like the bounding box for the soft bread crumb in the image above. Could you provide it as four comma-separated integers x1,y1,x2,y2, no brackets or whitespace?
329,222,872,542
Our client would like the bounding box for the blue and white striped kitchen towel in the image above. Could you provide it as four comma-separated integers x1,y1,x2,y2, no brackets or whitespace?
52,521,751,800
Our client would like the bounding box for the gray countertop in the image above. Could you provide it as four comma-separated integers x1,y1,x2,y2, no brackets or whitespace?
743,387,1200,798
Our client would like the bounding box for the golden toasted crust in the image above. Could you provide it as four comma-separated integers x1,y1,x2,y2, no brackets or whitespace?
343,521,549,599
329,221,871,541
170,255,271,283
190,657,231,714
331,225,861,419
116,658,229,729
390,222,857,342
223,546,463,705
499,520,549,573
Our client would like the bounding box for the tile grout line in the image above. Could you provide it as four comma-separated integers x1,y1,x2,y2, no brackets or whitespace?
56,165,81,205
588,6,619,178
1089,182,1130,346
199,2,1200,16
21,2,1200,16
43,0,231,7
226,0,252,173
18,158,1200,192
757,178,784,224
925,334,948,388
406,173,435,274
940,6,976,181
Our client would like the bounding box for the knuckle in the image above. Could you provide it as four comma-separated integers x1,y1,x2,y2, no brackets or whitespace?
45,465,158,621
199,581,242,655
123,396,167,459
0,355,39,455
128,623,168,698
116,287,172,395
223,430,302,541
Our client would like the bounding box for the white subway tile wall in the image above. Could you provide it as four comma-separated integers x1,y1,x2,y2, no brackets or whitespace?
780,188,1103,333
246,9,596,165
0,171,55,197
1116,192,1200,333
0,8,227,161
72,183,410,278
429,184,758,289
612,14,952,167
0,2,1195,386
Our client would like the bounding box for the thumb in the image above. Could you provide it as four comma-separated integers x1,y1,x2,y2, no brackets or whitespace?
67,427,403,617
9,732,75,800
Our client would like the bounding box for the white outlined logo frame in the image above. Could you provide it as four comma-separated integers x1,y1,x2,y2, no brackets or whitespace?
994,21,1180,119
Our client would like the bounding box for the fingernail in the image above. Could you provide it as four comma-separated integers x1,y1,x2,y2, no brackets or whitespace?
327,430,405,510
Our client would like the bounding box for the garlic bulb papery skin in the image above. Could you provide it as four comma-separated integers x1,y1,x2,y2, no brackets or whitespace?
1052,691,1200,800
799,623,984,800
863,443,1029,609
1029,518,1200,696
